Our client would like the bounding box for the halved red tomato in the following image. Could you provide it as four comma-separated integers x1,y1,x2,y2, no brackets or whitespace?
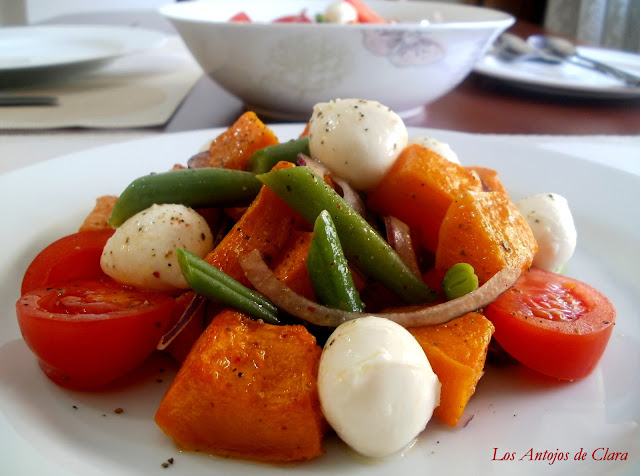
17,279,176,389
484,267,616,380
21,229,115,295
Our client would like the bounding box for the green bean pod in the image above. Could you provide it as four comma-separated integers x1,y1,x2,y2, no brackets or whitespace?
109,168,263,227
177,249,280,325
307,210,364,313
258,167,437,305
246,137,310,174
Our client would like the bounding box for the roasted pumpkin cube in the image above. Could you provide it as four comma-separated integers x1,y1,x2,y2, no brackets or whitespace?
367,144,483,253
435,190,537,284
465,165,510,198
155,310,327,463
410,312,494,427
207,111,279,170
204,161,307,286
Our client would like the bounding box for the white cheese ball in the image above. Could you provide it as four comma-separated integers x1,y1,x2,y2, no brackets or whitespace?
101,204,213,291
324,1,358,24
308,99,408,190
409,136,460,165
318,316,440,459
516,192,577,272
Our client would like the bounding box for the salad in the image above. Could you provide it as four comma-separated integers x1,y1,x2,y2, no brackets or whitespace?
15,98,616,465
230,0,387,24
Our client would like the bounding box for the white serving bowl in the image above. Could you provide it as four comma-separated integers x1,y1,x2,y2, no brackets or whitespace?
160,0,513,120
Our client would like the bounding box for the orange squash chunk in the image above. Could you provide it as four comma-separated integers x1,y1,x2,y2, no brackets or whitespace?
207,111,279,170
271,230,316,300
435,190,537,284
367,144,482,253
465,165,510,198
409,312,494,427
155,310,327,463
204,161,307,286
270,230,367,302
78,195,118,232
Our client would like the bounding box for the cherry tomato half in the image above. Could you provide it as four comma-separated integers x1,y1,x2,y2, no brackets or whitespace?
484,267,616,381
21,229,115,295
17,279,176,389
229,11,251,22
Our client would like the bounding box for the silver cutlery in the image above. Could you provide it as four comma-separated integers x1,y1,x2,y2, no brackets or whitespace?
494,33,561,64
0,95,59,106
492,33,640,87
527,35,640,87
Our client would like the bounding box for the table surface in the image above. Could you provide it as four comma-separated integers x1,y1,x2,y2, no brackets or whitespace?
2,11,640,143
165,20,640,136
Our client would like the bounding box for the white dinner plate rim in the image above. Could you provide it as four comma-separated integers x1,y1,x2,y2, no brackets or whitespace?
0,25,167,74
0,126,638,476
473,45,640,99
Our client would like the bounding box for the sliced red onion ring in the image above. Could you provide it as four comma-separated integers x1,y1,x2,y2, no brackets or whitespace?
296,153,325,176
239,249,521,328
384,215,421,277
333,177,366,217
297,154,366,216
187,150,212,169
157,293,206,350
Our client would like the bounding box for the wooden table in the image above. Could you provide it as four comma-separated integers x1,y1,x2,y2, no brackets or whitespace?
407,21,640,135
167,20,640,135
21,11,640,137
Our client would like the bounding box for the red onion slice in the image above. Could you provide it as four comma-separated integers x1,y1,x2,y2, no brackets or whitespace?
297,154,366,216
384,215,421,277
187,151,212,169
297,153,326,176
331,175,366,217
239,249,520,328
157,293,206,350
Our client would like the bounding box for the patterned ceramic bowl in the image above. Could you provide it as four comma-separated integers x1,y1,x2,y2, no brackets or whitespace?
161,0,513,120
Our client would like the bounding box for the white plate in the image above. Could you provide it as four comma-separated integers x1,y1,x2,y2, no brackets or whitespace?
0,25,166,86
1,127,639,476
474,45,640,98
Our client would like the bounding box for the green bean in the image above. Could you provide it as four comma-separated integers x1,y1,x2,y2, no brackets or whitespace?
307,210,364,312
109,168,262,227
177,249,280,324
442,263,479,300
246,138,310,174
257,167,437,304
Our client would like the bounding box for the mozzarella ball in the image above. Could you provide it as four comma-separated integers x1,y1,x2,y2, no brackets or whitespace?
516,192,577,272
101,204,213,291
324,1,358,24
308,99,408,190
318,316,440,459
409,136,460,165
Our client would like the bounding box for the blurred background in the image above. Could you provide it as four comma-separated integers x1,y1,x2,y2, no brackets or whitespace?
11,0,639,54
473,0,640,53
